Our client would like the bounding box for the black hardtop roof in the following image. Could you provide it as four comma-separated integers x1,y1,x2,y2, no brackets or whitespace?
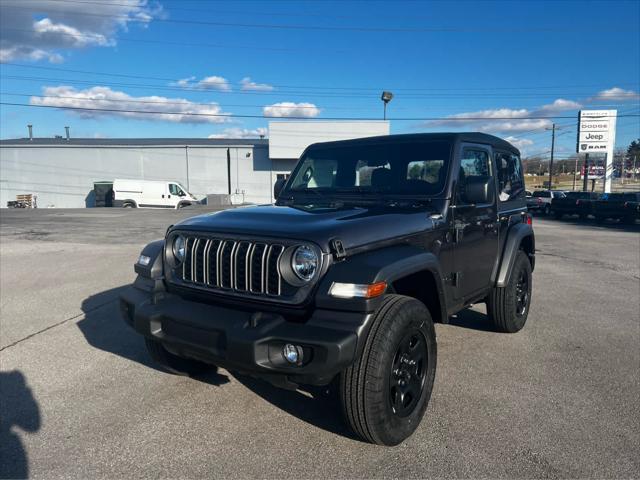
306,132,520,155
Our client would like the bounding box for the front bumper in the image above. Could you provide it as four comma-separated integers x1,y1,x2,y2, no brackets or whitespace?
120,281,372,387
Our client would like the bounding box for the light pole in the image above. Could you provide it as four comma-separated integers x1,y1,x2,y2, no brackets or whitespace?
381,91,393,120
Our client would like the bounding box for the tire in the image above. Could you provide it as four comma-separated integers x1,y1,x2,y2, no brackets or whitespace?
486,250,532,333
144,338,214,376
339,295,437,446
123,202,135,208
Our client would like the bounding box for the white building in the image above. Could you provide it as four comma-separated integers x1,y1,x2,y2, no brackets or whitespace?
0,121,389,208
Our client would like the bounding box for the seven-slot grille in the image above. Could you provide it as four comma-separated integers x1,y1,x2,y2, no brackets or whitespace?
177,236,289,296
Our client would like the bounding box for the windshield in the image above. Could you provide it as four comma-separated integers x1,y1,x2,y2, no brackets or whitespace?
283,141,452,200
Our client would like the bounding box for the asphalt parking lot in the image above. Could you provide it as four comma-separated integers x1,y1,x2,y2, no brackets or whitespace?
1,208,639,479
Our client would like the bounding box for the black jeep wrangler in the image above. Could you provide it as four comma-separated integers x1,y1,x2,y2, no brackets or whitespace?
120,133,534,446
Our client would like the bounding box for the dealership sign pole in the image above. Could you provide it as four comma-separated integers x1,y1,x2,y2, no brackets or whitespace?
576,109,617,193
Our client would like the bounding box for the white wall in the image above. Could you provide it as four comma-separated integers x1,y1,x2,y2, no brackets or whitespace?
268,121,390,159
0,144,276,208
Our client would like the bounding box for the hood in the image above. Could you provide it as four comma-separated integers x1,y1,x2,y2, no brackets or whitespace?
172,204,436,252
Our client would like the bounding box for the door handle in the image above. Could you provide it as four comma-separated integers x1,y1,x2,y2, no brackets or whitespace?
162,194,165,198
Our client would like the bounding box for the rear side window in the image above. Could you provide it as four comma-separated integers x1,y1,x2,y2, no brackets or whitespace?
495,152,524,202
533,191,550,198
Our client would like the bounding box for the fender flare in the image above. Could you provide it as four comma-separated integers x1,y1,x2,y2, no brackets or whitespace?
496,223,535,287
134,239,164,279
316,244,448,323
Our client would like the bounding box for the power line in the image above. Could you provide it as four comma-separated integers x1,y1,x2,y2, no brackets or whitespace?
3,61,637,94
2,101,636,121
2,4,635,33
0,27,345,55
4,74,640,101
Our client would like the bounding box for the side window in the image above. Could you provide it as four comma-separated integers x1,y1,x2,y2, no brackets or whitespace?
495,152,524,202
457,148,491,204
169,183,185,196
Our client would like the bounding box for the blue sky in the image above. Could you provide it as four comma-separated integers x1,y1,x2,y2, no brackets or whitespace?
0,0,638,157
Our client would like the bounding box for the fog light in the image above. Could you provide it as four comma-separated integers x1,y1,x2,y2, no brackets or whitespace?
137,254,151,266
283,344,303,365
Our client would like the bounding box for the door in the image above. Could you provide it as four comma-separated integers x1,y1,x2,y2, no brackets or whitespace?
167,183,186,207
452,144,499,300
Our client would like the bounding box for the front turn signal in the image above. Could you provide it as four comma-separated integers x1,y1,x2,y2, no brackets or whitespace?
329,281,387,299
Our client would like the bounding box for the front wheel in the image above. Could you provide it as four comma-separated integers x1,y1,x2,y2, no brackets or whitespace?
486,250,532,333
339,295,437,446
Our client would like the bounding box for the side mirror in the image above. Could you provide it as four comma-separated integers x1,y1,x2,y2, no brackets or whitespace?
464,175,494,205
274,178,286,199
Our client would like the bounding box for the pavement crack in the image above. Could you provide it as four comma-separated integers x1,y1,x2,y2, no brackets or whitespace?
0,298,117,352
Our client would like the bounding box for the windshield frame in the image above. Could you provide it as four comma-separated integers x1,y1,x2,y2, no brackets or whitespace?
279,139,454,202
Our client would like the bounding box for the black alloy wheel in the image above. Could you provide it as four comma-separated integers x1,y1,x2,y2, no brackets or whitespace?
389,330,428,417
515,269,529,316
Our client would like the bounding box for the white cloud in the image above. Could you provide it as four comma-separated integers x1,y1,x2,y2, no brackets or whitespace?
504,136,534,152
30,85,230,123
591,87,639,101
240,77,274,92
0,0,160,62
209,127,268,139
263,102,320,118
173,75,231,91
539,98,582,112
426,107,552,133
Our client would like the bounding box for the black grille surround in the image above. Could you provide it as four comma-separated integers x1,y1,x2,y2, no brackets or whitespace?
165,231,325,305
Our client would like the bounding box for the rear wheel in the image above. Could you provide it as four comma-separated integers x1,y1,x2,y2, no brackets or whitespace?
123,202,135,208
145,338,214,376
339,295,437,446
487,250,532,333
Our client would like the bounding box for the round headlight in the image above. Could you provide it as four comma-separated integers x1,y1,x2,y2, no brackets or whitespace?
291,245,318,281
173,235,186,263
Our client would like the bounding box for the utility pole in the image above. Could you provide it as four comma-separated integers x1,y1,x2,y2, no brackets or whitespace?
546,123,557,190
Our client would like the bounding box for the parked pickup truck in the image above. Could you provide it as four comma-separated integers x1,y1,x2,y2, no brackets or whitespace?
527,190,565,215
120,133,535,446
552,191,600,219
593,192,640,224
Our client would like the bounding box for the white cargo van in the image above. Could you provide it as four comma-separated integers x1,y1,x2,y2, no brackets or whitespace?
112,179,198,209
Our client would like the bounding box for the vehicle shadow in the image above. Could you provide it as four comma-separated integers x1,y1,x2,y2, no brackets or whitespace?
447,307,498,332
0,370,41,479
76,286,229,386
78,287,356,439
231,374,359,441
